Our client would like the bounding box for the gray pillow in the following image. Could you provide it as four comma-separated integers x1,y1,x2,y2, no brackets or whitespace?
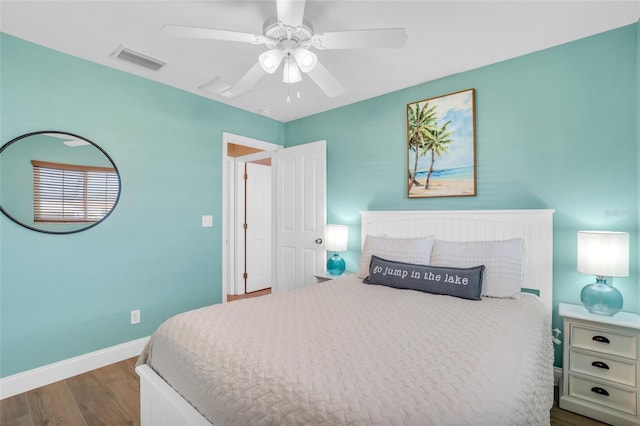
430,238,524,298
363,255,485,301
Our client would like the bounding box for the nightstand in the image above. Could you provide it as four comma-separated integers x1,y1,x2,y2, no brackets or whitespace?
559,303,640,426
313,272,352,283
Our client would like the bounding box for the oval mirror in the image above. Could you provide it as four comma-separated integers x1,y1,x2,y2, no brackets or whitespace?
0,131,121,234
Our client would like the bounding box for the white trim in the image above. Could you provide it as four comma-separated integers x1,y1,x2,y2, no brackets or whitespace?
0,336,149,399
221,132,280,302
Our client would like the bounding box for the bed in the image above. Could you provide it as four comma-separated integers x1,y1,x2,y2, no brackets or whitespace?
136,209,555,425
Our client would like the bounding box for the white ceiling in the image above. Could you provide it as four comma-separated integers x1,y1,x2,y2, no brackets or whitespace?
1,1,639,122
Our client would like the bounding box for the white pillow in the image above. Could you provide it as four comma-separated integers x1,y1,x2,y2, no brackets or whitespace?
429,238,525,298
358,235,434,279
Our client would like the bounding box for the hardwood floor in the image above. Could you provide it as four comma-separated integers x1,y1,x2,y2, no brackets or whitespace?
550,405,610,425
1,355,608,426
1,357,139,426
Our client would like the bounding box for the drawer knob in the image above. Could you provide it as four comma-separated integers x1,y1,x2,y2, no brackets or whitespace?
591,361,610,370
590,387,610,397
592,335,610,344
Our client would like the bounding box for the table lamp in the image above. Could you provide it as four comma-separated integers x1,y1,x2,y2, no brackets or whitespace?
324,224,348,275
577,231,629,316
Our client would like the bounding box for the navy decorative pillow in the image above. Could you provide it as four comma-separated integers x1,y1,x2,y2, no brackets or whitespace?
363,255,485,301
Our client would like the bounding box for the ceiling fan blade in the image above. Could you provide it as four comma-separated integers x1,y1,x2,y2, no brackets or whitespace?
276,0,306,28
312,28,407,50
162,24,266,45
305,60,344,98
220,62,267,98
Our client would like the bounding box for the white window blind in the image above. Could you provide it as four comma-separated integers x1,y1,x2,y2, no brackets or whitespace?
32,160,118,223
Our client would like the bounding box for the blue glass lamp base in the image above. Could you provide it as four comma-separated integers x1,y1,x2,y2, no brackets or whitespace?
327,253,345,276
580,279,623,316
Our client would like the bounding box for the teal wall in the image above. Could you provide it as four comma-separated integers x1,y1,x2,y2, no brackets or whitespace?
0,33,285,377
286,23,639,367
1,22,638,376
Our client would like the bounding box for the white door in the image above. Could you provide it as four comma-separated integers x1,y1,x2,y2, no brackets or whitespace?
234,140,326,295
274,140,326,292
235,152,274,295
244,162,272,293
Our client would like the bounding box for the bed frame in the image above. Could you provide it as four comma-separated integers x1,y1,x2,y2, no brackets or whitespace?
136,208,555,426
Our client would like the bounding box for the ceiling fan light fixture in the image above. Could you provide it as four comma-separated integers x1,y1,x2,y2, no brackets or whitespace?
283,58,301,83
259,49,284,73
293,48,317,73
162,0,408,101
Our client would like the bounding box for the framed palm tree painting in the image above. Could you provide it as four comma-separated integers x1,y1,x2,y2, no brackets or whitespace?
407,88,476,198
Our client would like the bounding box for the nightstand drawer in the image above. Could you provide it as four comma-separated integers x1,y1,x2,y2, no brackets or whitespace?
571,325,637,359
568,375,637,415
569,349,637,387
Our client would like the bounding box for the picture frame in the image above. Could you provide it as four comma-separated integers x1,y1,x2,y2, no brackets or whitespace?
407,88,476,198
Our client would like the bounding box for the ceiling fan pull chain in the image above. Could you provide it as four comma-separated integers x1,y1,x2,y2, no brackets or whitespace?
286,58,290,102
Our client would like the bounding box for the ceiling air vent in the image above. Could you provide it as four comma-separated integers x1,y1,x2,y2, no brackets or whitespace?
112,46,166,71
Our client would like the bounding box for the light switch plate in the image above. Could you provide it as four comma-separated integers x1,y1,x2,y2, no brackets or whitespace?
202,215,213,227
130,309,140,325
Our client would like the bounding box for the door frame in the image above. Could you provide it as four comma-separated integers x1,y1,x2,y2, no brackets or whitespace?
221,132,280,303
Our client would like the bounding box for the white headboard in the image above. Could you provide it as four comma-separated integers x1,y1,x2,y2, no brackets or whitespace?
360,209,555,316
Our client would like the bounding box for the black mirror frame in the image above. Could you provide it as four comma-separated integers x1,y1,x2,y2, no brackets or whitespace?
0,130,122,234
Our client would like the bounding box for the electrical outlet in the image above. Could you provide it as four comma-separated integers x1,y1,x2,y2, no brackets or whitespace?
130,309,140,325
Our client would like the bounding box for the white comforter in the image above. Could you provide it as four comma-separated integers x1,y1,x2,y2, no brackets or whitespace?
139,275,554,425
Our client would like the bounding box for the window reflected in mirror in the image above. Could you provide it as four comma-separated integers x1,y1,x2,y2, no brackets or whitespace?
32,160,118,223
0,131,121,234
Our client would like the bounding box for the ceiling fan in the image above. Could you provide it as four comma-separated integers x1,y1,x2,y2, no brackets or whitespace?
162,0,408,100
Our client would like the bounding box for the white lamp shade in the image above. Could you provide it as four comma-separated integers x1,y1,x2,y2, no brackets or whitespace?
282,58,301,83
324,224,348,252
258,49,284,74
577,231,629,277
293,48,317,73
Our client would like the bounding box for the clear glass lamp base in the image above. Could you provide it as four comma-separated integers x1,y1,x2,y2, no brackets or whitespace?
327,253,345,275
580,278,623,316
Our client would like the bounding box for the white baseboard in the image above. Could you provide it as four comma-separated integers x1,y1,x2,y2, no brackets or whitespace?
0,336,149,400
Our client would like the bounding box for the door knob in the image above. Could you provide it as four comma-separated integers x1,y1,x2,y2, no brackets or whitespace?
315,238,323,244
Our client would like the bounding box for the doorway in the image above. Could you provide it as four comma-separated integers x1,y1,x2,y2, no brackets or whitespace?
222,133,327,303
222,133,280,302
